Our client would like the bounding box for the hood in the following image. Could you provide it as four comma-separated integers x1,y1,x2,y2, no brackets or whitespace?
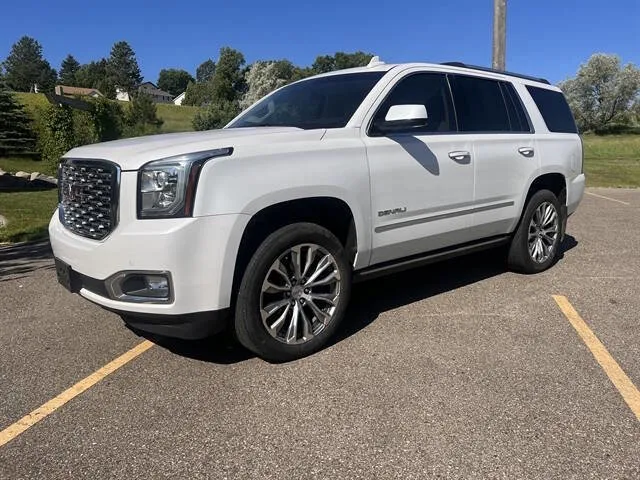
64,127,325,170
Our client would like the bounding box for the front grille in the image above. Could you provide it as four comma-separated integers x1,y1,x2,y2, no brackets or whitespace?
59,159,120,240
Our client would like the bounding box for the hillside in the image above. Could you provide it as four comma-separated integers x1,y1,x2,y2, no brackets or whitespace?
14,93,198,134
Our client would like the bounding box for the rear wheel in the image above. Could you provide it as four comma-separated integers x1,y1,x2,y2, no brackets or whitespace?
234,223,351,362
508,189,563,274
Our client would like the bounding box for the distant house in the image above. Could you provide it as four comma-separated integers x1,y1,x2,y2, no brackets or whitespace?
173,92,186,106
55,85,104,98
116,82,173,103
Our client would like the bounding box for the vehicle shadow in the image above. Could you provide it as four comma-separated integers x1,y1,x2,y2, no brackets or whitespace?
150,235,578,365
388,135,440,175
0,239,54,282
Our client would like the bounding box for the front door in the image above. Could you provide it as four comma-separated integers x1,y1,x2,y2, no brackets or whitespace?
362,71,475,265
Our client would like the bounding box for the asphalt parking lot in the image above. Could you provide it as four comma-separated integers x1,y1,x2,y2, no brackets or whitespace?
1,187,639,479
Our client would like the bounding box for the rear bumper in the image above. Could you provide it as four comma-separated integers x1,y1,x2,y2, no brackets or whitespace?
567,173,585,215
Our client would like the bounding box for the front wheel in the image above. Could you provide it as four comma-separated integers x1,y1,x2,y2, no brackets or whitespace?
234,223,351,362
507,189,564,274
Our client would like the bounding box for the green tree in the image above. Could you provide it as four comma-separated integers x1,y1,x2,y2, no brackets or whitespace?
311,55,335,74
59,54,81,86
0,83,36,155
183,82,210,106
2,36,57,92
560,54,640,132
157,68,194,96
75,60,106,87
632,99,640,125
107,41,142,94
76,59,116,98
210,47,246,103
185,48,245,107
311,51,373,74
192,100,239,131
196,59,216,83
334,51,373,70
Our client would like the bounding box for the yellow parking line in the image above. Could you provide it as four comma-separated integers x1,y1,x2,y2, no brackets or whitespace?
0,340,154,448
585,191,630,205
553,295,640,421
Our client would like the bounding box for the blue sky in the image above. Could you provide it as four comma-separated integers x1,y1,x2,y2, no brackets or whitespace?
1,0,638,85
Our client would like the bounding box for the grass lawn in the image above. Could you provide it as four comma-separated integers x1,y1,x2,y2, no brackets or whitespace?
156,103,199,133
0,157,56,176
0,190,58,244
582,134,640,187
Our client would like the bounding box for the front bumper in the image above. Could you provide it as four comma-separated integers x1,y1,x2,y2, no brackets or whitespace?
49,207,250,332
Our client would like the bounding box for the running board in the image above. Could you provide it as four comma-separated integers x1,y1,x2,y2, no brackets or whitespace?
353,235,510,282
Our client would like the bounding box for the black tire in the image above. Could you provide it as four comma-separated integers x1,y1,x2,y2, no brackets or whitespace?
234,223,352,362
508,189,564,274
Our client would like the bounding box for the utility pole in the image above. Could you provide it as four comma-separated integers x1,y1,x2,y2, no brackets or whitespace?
492,0,506,70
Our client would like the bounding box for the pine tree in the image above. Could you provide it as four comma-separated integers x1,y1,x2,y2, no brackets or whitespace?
107,41,142,94
3,36,57,92
0,83,36,155
59,54,81,86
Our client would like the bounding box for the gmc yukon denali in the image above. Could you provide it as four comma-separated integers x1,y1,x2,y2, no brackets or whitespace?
50,58,585,361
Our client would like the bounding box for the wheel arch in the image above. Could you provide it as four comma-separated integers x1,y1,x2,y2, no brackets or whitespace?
512,171,568,237
525,172,567,205
231,196,359,304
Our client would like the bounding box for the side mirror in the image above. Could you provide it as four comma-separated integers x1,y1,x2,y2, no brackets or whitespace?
374,104,428,133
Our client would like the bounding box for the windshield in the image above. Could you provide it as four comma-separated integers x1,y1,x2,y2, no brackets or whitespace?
228,72,386,130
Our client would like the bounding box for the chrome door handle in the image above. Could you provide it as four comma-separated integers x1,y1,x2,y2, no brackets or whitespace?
518,147,535,158
448,151,471,162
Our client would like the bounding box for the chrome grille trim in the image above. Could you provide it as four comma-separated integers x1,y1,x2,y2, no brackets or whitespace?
58,159,120,240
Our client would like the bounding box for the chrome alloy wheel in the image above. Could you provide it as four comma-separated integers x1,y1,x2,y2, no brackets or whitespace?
528,201,559,264
260,244,341,345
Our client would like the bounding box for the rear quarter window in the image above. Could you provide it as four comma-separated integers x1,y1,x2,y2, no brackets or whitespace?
526,86,578,134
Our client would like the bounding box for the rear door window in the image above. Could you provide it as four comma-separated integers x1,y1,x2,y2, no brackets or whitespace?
449,75,511,132
526,86,578,133
500,82,532,132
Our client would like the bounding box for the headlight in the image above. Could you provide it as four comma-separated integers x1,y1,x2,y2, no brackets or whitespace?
137,148,233,219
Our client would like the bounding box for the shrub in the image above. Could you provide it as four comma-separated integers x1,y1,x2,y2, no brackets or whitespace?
124,92,163,137
41,104,76,167
73,110,98,146
593,123,640,135
192,100,239,131
88,97,123,141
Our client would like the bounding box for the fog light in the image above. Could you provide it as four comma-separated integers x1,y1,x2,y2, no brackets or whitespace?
122,274,169,298
106,271,173,303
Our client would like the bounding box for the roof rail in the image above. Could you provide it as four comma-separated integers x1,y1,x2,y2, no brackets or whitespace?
441,62,550,85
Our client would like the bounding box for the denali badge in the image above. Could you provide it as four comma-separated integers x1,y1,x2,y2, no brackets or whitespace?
378,207,407,217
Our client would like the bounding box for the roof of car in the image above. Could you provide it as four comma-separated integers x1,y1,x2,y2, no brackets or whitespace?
313,58,553,88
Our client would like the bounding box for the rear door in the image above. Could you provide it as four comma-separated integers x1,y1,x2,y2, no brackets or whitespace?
448,75,537,238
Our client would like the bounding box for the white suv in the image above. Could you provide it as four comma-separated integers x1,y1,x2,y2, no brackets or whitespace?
50,59,585,361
